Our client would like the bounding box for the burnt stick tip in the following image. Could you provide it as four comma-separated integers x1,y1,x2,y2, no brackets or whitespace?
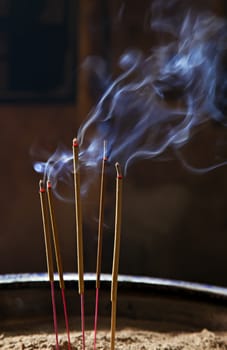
103,140,108,161
39,180,45,192
115,162,122,179
73,138,79,147
47,180,52,189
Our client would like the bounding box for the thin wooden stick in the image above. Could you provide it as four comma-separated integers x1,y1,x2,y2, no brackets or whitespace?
39,180,54,282
46,180,65,289
72,138,84,295
50,280,59,350
96,140,107,288
47,180,72,350
39,180,59,350
94,141,107,350
72,138,85,350
110,163,123,350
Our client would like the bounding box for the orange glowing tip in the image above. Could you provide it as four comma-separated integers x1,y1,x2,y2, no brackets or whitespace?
73,138,79,148
39,179,46,193
103,140,108,161
115,162,123,179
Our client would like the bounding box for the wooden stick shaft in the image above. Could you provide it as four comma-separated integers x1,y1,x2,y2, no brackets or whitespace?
73,140,84,295
111,172,123,302
47,181,65,289
81,293,86,350
110,164,123,350
96,153,107,288
110,300,117,350
50,280,60,350
39,184,54,282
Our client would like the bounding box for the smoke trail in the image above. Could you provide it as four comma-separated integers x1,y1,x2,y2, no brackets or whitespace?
77,2,227,171
34,0,227,197
33,145,73,201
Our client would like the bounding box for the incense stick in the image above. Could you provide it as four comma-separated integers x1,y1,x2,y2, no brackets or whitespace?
72,138,85,350
110,163,123,350
39,180,59,350
94,141,107,350
47,180,72,350
96,140,107,287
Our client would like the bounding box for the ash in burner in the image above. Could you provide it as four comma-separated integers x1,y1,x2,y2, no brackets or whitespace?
2,328,227,349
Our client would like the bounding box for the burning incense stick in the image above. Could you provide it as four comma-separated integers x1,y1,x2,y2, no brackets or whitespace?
39,180,59,350
96,140,108,287
47,180,72,350
46,181,64,289
94,140,107,349
110,163,123,350
72,138,85,350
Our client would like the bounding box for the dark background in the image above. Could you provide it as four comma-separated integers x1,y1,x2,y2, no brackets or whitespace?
1,0,227,287
0,0,77,101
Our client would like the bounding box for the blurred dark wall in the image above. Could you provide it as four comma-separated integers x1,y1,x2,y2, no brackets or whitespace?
0,1,94,274
1,0,227,288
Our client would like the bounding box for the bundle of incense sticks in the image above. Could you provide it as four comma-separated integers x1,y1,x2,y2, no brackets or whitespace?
72,140,123,350
39,180,59,350
47,180,72,350
39,138,123,350
39,180,71,350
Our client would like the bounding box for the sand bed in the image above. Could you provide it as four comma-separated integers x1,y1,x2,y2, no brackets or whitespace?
2,328,227,349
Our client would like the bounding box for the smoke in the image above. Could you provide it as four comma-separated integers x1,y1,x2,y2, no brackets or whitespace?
33,145,73,200
78,2,227,169
34,0,227,197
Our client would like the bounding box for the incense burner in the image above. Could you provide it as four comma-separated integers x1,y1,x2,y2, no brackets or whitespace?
1,274,227,349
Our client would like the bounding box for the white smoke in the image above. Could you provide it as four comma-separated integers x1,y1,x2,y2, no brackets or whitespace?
34,0,227,197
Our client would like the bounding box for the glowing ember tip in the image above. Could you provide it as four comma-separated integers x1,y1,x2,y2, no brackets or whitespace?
115,162,122,179
73,138,79,148
47,180,52,189
39,180,45,192
103,140,107,160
